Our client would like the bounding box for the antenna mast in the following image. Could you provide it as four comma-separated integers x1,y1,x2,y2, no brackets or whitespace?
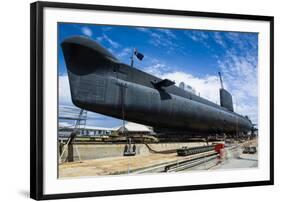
218,72,224,89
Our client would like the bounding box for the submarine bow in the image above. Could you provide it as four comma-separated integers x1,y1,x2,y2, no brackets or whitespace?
61,36,253,135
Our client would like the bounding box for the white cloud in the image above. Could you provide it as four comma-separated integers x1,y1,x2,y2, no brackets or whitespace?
165,72,221,103
102,27,112,31
218,49,258,124
59,74,72,105
117,47,132,59
135,27,177,52
135,27,150,32
235,103,258,124
186,30,209,42
213,32,226,48
156,28,176,39
185,30,211,49
145,64,221,104
184,30,258,123
185,31,228,49
97,34,120,49
81,26,92,37
143,59,173,75
149,32,162,46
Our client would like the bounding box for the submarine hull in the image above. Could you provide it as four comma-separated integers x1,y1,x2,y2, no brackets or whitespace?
61,36,253,135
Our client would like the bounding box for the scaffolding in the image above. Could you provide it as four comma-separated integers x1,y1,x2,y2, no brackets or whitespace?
58,105,87,163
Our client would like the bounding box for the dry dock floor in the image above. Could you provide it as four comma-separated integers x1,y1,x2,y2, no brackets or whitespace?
59,151,214,178
59,139,258,178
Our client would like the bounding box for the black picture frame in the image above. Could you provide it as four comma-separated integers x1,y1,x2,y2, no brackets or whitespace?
30,1,274,200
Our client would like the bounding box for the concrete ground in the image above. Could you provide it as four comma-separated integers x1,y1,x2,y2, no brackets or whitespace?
214,153,258,170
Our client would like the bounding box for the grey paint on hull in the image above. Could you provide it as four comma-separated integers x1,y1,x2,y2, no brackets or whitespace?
61,36,253,135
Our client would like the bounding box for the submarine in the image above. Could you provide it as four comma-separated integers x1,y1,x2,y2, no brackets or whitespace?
61,36,253,136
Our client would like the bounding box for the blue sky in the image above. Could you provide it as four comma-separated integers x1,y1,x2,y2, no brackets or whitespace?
58,23,258,128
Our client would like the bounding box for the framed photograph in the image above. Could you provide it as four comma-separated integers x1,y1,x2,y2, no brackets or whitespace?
30,1,274,200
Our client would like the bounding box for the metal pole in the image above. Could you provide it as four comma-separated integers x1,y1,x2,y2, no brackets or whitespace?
130,48,135,68
218,72,224,89
121,86,125,135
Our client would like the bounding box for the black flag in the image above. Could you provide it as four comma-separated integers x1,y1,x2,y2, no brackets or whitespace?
134,50,144,61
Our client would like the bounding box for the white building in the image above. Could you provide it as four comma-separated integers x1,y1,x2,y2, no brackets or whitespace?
115,122,153,135
59,121,152,137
